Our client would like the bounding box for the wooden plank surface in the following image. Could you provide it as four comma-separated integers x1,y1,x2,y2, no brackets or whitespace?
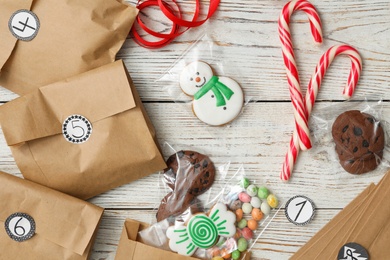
0,0,389,259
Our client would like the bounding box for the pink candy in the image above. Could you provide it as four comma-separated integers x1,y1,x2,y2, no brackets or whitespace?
241,227,253,240
238,192,251,203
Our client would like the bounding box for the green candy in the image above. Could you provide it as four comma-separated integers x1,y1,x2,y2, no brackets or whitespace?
257,186,269,199
232,250,241,260
237,219,247,229
240,177,250,188
237,237,248,252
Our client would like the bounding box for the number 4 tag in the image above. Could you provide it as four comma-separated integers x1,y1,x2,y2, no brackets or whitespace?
285,195,316,226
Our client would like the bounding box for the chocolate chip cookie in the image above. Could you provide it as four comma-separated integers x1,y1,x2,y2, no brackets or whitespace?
332,110,385,174
156,150,215,221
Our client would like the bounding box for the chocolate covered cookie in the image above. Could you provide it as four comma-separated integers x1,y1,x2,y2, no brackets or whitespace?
332,110,385,174
156,150,215,221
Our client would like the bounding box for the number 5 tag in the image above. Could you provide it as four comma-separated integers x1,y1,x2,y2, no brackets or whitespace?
5,213,36,242
62,115,92,144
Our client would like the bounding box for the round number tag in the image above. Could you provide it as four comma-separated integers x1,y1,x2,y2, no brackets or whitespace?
338,242,369,260
9,10,40,41
62,115,92,144
285,195,315,226
5,213,36,242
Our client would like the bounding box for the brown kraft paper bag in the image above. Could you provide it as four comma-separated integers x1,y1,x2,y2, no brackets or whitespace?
0,171,104,260
0,60,167,199
0,0,138,95
115,219,252,260
115,219,200,260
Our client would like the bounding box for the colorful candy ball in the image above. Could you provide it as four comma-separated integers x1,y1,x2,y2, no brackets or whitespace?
221,248,231,259
235,208,243,222
229,200,243,211
257,186,269,199
232,250,241,260
251,208,263,221
212,257,224,260
267,194,279,208
237,219,247,229
246,184,258,197
261,201,271,215
238,192,251,203
241,227,254,240
242,202,253,214
237,237,248,252
247,219,258,230
240,177,250,188
250,196,262,208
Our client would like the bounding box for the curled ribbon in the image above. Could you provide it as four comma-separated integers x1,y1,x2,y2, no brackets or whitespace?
131,0,220,48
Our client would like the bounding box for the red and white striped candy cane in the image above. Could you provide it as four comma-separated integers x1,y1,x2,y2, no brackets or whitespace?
280,45,363,181
278,0,323,151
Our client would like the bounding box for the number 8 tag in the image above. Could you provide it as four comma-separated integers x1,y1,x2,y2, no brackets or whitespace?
62,115,92,144
5,213,36,242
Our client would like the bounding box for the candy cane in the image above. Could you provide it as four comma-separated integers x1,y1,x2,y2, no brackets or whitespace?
280,45,363,181
278,0,323,151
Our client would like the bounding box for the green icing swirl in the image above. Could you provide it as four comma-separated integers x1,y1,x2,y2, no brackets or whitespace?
187,215,218,249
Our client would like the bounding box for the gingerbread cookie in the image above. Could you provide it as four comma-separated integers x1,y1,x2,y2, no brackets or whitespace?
166,203,236,256
179,61,244,126
156,150,216,222
332,110,385,174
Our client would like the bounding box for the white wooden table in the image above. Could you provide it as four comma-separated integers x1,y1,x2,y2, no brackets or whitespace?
1,0,390,259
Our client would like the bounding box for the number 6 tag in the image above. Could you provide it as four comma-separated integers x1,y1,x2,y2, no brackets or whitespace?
62,115,92,144
5,213,36,242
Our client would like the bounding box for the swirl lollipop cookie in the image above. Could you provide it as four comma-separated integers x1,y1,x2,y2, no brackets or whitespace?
179,61,244,126
166,203,236,256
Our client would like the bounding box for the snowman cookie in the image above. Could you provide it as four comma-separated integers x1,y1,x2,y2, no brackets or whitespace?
166,203,236,256
179,61,244,126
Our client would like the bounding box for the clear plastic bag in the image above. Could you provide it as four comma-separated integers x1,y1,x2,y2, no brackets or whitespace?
157,33,250,127
139,157,281,260
309,99,390,177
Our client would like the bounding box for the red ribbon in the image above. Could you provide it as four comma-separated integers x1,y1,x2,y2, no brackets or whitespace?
131,0,220,48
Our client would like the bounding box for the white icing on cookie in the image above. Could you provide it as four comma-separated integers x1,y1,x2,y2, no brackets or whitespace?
179,61,244,126
209,203,236,237
179,61,214,96
166,203,236,256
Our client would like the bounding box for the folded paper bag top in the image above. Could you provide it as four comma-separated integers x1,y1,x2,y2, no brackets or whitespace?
115,219,200,260
0,171,104,260
0,60,167,199
0,0,138,95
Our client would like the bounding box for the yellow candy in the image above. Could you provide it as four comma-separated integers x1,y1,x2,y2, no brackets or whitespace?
212,257,224,260
267,194,279,208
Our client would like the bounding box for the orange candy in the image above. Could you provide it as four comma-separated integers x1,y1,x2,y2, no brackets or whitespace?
221,248,232,259
211,248,221,257
234,229,242,240
235,208,243,222
247,219,258,230
251,208,263,221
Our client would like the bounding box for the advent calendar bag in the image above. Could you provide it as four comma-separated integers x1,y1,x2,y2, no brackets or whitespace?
0,0,137,95
0,60,166,199
115,219,199,260
0,171,103,260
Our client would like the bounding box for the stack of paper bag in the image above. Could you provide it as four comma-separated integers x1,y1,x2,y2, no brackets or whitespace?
0,0,137,95
0,60,166,199
0,171,103,259
291,170,390,259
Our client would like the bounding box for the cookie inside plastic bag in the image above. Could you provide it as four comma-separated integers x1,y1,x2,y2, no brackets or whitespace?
140,163,280,260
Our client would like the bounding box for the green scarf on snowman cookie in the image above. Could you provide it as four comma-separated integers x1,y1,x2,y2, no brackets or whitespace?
194,76,234,107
